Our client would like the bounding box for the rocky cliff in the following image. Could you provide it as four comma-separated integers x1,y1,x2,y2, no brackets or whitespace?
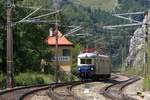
126,11,150,67
126,28,145,67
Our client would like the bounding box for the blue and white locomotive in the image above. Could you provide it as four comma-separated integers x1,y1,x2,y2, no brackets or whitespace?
77,50,111,80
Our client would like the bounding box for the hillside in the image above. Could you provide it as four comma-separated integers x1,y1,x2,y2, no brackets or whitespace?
71,0,118,12
20,0,118,12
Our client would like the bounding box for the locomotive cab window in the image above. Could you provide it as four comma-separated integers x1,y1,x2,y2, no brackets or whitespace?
87,59,92,64
81,59,86,64
80,59,92,64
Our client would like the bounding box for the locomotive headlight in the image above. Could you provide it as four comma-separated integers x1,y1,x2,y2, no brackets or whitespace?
91,67,94,70
78,68,80,70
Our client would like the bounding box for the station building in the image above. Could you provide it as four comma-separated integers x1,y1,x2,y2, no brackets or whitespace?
47,30,74,74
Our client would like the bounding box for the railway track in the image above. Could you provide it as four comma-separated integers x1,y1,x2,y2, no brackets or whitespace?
20,85,53,100
0,81,84,100
103,76,140,100
0,84,55,100
19,81,85,100
0,75,141,100
48,81,84,100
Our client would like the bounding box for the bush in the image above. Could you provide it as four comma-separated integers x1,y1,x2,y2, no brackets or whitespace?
124,67,143,76
15,73,45,86
0,72,54,88
144,75,150,91
0,73,6,89
71,63,78,76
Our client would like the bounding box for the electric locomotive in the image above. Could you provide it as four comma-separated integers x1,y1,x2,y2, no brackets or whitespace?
77,49,111,80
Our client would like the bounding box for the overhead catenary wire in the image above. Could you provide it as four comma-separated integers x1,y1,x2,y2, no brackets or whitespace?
20,19,59,23
29,10,61,20
64,26,83,37
103,11,149,29
104,9,150,73
14,7,42,25
103,23,143,29
113,14,141,23
115,12,144,16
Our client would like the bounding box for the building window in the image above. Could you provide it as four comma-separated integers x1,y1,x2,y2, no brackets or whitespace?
63,49,70,56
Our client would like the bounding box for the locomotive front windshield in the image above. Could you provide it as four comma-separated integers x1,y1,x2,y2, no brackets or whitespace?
80,59,92,64
78,58,95,72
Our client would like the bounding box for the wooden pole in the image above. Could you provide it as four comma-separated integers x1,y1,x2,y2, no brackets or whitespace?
6,0,14,88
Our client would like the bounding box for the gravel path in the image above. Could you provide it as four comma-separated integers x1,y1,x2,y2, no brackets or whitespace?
72,82,112,100
71,74,129,100
0,87,46,100
123,78,150,100
25,90,52,100
114,74,129,81
53,85,75,100
123,78,144,100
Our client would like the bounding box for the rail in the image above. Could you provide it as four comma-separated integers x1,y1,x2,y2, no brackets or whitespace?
0,84,54,100
103,76,140,100
48,81,83,100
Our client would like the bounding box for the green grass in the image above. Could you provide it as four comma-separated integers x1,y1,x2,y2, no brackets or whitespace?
15,72,54,86
37,73,54,84
144,75,150,90
0,72,54,89
0,71,79,89
144,37,150,90
0,73,5,89
74,0,118,12
124,67,143,76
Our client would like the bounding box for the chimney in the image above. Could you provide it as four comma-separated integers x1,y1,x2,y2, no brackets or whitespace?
49,28,53,36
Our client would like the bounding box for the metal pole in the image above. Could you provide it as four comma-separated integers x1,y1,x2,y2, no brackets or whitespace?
53,0,59,83
144,11,149,77
55,30,59,82
6,0,14,88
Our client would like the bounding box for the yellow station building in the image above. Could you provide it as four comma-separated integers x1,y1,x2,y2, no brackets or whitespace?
47,30,74,73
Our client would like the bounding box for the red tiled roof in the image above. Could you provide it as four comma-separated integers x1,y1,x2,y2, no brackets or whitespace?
47,31,73,46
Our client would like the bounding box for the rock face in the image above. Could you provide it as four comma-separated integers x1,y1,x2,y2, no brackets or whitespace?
126,28,145,67
126,11,150,67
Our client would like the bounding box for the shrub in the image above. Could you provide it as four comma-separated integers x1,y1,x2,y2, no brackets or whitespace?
124,67,143,76
0,74,6,89
144,75,150,91
15,73,45,86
